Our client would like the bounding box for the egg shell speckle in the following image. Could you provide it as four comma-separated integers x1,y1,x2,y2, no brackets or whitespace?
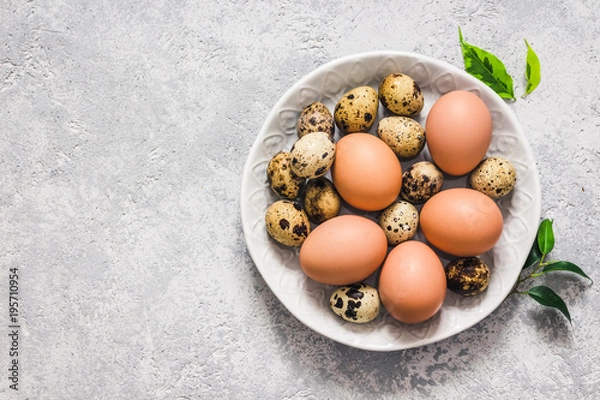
290,132,336,179
297,102,335,140
329,283,380,323
379,201,419,246
445,257,491,296
378,73,424,116
302,176,342,224
266,151,306,199
334,86,379,134
468,156,517,198
265,200,311,247
377,116,426,159
401,161,444,204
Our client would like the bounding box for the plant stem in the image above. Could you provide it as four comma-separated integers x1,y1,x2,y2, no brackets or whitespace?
511,253,548,294
532,253,547,274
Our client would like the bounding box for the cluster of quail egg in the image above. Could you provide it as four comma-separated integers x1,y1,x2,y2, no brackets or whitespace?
263,72,519,324
264,73,433,252
264,107,340,248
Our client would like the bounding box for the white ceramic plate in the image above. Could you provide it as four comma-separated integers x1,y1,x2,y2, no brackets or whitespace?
241,51,541,351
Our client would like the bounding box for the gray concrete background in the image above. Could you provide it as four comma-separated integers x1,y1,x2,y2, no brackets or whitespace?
1,0,599,399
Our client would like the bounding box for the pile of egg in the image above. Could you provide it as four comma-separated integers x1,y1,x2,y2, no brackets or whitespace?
264,73,517,325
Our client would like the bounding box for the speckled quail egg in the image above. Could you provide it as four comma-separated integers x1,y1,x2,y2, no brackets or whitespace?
378,201,419,246
401,161,444,203
377,116,426,159
334,86,379,134
445,257,491,296
378,73,424,116
265,200,311,247
266,151,306,199
290,132,336,179
468,156,517,199
302,177,342,224
297,102,335,140
329,283,380,323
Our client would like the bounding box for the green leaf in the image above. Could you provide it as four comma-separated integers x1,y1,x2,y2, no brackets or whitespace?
527,285,571,323
537,218,554,255
523,39,541,97
523,239,543,270
542,261,593,282
458,27,516,100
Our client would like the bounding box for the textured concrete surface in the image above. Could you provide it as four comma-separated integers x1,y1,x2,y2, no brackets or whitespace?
1,0,599,399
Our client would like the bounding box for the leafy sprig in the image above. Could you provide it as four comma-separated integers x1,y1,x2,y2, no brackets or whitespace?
512,219,592,323
458,27,541,100
523,39,541,97
459,27,515,100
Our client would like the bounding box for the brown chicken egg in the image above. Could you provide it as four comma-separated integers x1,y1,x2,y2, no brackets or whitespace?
331,133,402,211
420,188,503,257
299,215,388,286
378,240,447,324
425,90,493,176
